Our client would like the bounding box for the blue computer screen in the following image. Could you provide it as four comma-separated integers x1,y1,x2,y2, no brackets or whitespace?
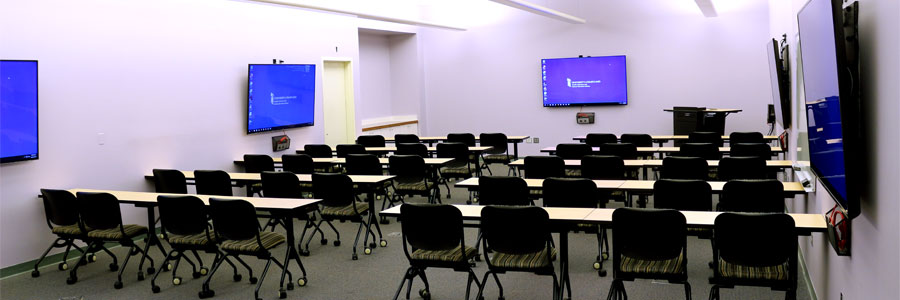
247,64,316,133
1,60,39,163
542,56,628,106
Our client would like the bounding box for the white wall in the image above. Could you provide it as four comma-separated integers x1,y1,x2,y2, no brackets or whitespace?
357,30,422,134
0,0,367,268
359,33,395,120
419,0,773,152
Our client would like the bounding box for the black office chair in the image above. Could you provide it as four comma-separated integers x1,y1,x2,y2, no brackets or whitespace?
654,179,713,238
336,144,367,158
729,132,765,145
390,155,439,204
661,156,709,180
581,155,625,180
731,143,773,159
620,134,653,147
524,156,565,199
689,131,724,147
709,213,797,300
717,156,768,181
477,206,559,300
69,192,154,288
151,195,248,293
607,208,690,300
556,143,592,177
478,176,531,206
282,154,315,175
312,173,380,260
345,154,394,221
393,204,481,300
243,154,275,196
304,144,338,173
447,133,476,146
719,179,785,213
32,189,94,278
585,133,618,147
193,170,232,196
394,134,420,144
677,142,722,160
357,135,386,147
201,198,296,300
599,143,639,179
480,133,514,176
260,171,322,256
397,143,429,158
152,169,188,194
543,178,609,276
436,143,474,202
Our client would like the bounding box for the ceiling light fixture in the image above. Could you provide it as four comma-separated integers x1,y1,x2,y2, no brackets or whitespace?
489,0,586,24
694,0,718,17
247,0,466,31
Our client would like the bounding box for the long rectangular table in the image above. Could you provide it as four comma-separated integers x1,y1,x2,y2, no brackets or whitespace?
385,135,529,158
453,177,808,195
65,189,319,294
539,145,785,156
508,159,794,180
573,135,779,146
234,157,453,167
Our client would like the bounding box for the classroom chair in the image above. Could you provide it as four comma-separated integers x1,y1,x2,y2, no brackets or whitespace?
447,133,476,146
599,143,640,179
523,156,565,199
436,142,475,202
312,173,379,260
654,179,714,238
152,169,188,194
259,171,322,256
473,176,532,260
345,154,395,223
717,156,768,181
581,155,629,205
729,132,765,145
719,179,785,213
480,133,515,176
394,133,420,144
543,178,609,276
620,133,653,147
585,133,618,147
397,143,429,158
555,143,593,177
661,156,709,180
356,135,386,147
194,170,234,196
336,144,367,158
33,189,94,278
282,154,316,195
689,131,724,147
242,154,275,196
304,144,338,173
677,143,723,160
390,155,439,204
731,143,773,159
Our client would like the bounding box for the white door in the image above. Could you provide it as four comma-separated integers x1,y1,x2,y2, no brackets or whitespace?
323,60,355,146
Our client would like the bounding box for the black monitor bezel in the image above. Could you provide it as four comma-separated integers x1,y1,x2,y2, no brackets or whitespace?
0,59,39,164
246,63,316,135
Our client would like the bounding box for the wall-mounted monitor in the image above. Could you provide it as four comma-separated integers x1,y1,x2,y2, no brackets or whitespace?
798,0,861,217
247,64,316,134
541,56,627,107
767,38,791,129
1,60,39,163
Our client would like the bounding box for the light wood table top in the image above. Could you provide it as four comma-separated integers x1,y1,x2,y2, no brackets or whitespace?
455,178,806,195
234,157,453,166
509,159,793,168
539,146,784,153
146,171,394,184
364,146,493,152
386,136,530,142
572,135,779,141
68,188,319,211
455,178,627,189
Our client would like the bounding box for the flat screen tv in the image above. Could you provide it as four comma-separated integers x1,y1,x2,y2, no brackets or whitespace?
247,64,316,134
541,56,627,107
798,0,860,217
767,38,791,129
1,60,39,163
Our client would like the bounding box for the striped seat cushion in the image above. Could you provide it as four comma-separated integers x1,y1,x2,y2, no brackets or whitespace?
565,169,582,177
322,202,369,217
687,227,713,236
441,166,471,175
718,258,789,281
52,224,89,236
299,182,314,188
619,252,685,275
87,224,148,240
221,231,285,253
490,248,557,269
168,231,216,246
529,189,543,196
396,181,433,192
411,246,477,262
484,154,513,163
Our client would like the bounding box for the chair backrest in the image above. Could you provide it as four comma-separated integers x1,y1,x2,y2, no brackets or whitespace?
312,173,355,208
401,204,464,252
75,192,123,231
152,169,188,194
243,155,275,173
356,135,386,147
481,206,550,254
209,198,259,241
523,156,565,179
556,143,593,159
612,208,686,262
543,178,602,208
389,155,427,180
394,134,420,144
599,143,638,160
397,143,429,158
345,154,383,175
718,156,767,181
581,155,625,180
677,142,722,160
336,144,367,158
446,133,476,146
478,176,530,206
303,144,334,158
194,170,233,196
479,133,508,154
282,154,314,174
730,143,772,159
660,156,708,180
653,179,712,211
436,142,468,161
40,189,80,228
689,131,723,147
260,171,303,198
729,132,764,145
720,179,785,213
585,133,618,147
714,213,796,268
158,195,209,236
620,134,653,147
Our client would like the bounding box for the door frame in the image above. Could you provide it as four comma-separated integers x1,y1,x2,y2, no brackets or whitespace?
321,57,356,146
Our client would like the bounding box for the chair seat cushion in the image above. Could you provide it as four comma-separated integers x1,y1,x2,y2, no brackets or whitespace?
322,202,369,217
441,166,471,176
484,154,513,163
168,231,216,246
619,251,685,275
395,181,434,192
87,224,148,240
411,246,477,262
529,189,543,196
52,224,90,236
221,231,285,253
299,182,314,188
565,169,582,177
490,248,557,269
718,258,789,281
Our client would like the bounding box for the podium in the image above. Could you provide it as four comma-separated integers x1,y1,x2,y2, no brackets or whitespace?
664,107,741,143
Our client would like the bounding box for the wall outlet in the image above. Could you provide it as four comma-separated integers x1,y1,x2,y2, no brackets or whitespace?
532,137,540,143
97,133,106,145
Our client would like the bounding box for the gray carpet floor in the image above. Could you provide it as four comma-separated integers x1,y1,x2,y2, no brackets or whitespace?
1,165,811,300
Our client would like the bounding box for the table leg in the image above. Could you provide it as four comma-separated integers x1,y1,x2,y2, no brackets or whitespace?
474,152,483,177
137,206,167,275
559,230,572,300
367,189,385,249
513,141,520,160
278,213,307,290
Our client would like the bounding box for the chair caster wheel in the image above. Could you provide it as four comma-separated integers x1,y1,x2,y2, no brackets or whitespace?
198,290,215,298
193,271,202,278
66,275,78,284
137,272,145,281
333,240,341,247
233,274,242,282
31,270,40,277
593,262,601,270
148,267,156,274
602,253,609,260
299,249,310,256
369,242,377,248
279,290,287,299
419,289,431,300
157,233,165,240
287,283,294,290
352,254,358,260
79,258,88,266
173,277,182,285
321,239,328,245
599,269,607,277
474,254,481,262
200,267,209,275
380,240,388,247
364,248,372,255
165,263,173,271
114,281,123,289
109,263,119,271
297,278,307,286
88,254,97,262
59,263,69,270
152,285,161,293
466,201,472,204
498,297,505,300
249,277,258,284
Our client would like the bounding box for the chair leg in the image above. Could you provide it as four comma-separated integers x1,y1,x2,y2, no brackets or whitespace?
785,288,796,300
707,285,719,300
254,258,274,300
270,257,292,294
393,267,415,300
551,273,561,300
150,249,177,292
465,269,483,300
31,238,62,276
684,281,692,300
232,256,255,281
113,245,138,288
199,253,228,298
491,272,504,299
476,271,492,300
351,220,365,260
